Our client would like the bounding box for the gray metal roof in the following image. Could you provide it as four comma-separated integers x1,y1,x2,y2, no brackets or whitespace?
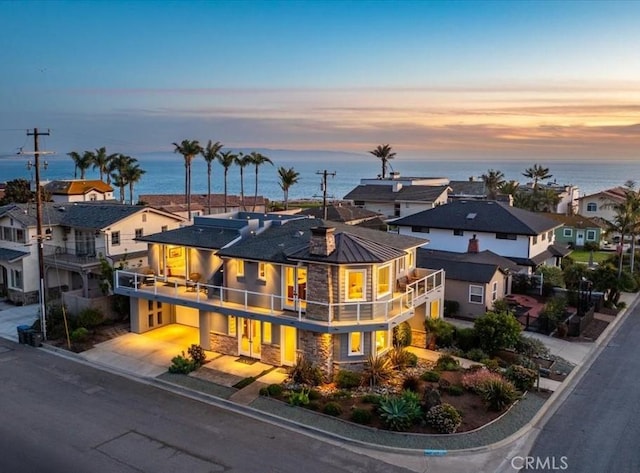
299,204,382,223
393,200,561,235
343,185,449,203
137,226,240,250
0,247,29,262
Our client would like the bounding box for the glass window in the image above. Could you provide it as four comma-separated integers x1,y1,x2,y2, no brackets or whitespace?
237,260,245,278
563,228,572,237
492,281,498,301
586,230,597,241
135,228,143,239
263,322,272,344
142,213,147,223
348,332,363,355
453,229,464,236
542,232,546,241
111,231,120,246
15,228,25,243
346,269,366,301
548,231,553,241
161,225,168,232
532,235,538,245
377,264,391,297
394,203,401,217
10,269,23,289
258,262,266,280
496,233,517,240
587,202,597,212
374,330,389,354
469,285,484,304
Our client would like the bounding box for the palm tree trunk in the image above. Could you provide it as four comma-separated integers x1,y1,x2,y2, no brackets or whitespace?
129,182,134,205
631,237,636,273
184,162,189,218
253,168,259,212
240,168,245,211
187,163,192,220
618,231,626,277
224,169,228,213
284,189,289,210
207,164,212,215
120,185,125,204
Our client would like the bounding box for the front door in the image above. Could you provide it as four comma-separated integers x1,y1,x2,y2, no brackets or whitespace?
576,231,585,247
281,326,297,366
238,318,261,359
284,266,307,312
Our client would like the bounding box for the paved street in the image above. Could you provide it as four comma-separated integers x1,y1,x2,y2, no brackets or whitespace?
0,339,413,473
528,303,640,473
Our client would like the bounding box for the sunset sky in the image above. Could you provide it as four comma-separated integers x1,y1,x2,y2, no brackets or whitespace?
1,0,639,160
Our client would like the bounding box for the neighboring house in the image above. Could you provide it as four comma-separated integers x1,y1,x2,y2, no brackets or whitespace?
343,174,450,219
392,200,570,272
43,179,115,202
519,181,580,215
298,203,387,230
447,179,487,200
576,187,627,224
139,194,267,219
0,202,184,307
417,242,517,319
114,214,445,377
544,213,606,248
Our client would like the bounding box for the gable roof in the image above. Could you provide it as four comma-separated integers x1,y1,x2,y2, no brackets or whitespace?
393,200,560,236
448,180,486,197
137,225,240,250
299,204,382,223
0,247,29,263
417,248,517,284
139,194,266,208
576,186,627,203
343,185,449,203
44,180,112,195
217,217,427,264
543,213,607,229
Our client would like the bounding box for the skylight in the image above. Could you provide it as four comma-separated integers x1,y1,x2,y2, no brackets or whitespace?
466,213,477,220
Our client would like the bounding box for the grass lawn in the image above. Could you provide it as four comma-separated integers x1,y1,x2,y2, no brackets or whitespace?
570,250,614,264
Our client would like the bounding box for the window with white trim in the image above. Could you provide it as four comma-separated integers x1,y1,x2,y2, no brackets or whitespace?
258,262,266,280
346,269,366,301
532,235,538,245
377,264,391,297
135,228,143,239
469,285,484,304
563,228,573,237
587,202,597,212
10,269,23,289
586,230,597,241
492,281,498,302
348,332,363,355
374,330,389,354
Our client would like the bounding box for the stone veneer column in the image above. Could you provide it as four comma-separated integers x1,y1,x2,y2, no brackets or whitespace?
210,333,238,356
305,263,333,321
298,329,334,380
261,344,281,366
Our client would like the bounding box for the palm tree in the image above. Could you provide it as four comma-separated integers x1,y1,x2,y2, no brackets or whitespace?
278,166,300,210
522,164,552,191
218,150,236,212
173,139,203,220
481,169,505,199
109,154,133,203
249,152,273,212
369,144,396,179
606,181,640,275
201,140,224,215
235,152,252,211
92,146,115,182
67,151,92,179
499,180,520,196
122,160,146,205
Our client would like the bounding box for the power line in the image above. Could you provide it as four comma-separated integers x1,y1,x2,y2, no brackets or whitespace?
314,170,336,220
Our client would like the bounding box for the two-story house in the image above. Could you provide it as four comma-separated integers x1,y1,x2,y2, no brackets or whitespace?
43,179,115,202
0,202,184,307
392,200,569,272
115,214,445,377
576,187,627,224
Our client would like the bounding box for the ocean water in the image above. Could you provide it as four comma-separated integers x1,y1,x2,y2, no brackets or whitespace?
1,151,639,203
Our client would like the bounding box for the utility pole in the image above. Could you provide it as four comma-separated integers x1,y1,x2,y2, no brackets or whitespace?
25,128,51,340
314,170,336,220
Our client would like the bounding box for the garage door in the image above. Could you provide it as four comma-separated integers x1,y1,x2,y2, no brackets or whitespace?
175,306,199,327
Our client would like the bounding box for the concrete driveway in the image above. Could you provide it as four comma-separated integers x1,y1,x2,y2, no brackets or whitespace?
0,301,40,342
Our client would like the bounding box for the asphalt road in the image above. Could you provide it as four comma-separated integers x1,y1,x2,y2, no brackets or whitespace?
528,304,640,473
0,341,413,473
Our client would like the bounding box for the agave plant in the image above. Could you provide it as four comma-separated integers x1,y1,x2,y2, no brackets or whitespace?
378,395,420,431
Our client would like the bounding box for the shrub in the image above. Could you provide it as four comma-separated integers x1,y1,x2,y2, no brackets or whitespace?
361,393,381,405
335,370,362,389
461,369,506,393
288,388,310,406
402,375,421,392
392,321,413,347
425,318,456,348
454,327,478,352
480,358,502,372
473,311,522,354
421,370,441,382
290,355,323,386
480,379,519,411
351,408,373,425
308,401,321,411
465,348,488,362
492,298,511,315
187,344,207,367
538,296,568,334
515,335,550,359
308,389,322,401
505,365,538,392
259,387,270,396
70,327,89,343
378,395,421,431
329,389,352,400
435,354,460,372
406,351,418,367
323,402,343,416
363,354,393,387
267,384,284,397
423,387,442,411
425,403,462,434
388,346,414,369
446,385,465,396
77,308,104,328
168,352,197,374
516,355,537,371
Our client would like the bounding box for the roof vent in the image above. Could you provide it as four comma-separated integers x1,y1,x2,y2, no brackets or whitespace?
294,231,305,238
466,213,477,220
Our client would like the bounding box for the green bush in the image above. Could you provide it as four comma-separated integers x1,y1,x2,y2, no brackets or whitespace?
168,352,197,374
70,327,89,343
363,354,393,387
335,370,362,389
308,389,322,401
421,370,441,382
288,388,310,406
402,375,421,392
515,335,550,359
187,344,207,367
480,379,519,411
378,395,421,431
461,369,506,393
505,365,538,392
259,387,270,396
323,401,343,416
388,346,414,369
290,355,323,386
267,384,284,397
351,408,373,425
446,385,465,396
406,351,418,367
392,321,413,347
77,308,104,329
465,348,488,362
454,327,478,352
538,296,568,334
425,403,462,434
435,354,460,372
361,393,381,405
473,311,522,355
329,389,352,400
425,318,456,348
308,401,321,411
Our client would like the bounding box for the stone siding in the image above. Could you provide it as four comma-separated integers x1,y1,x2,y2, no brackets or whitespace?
411,329,427,349
299,329,334,380
305,263,333,321
261,344,281,366
210,332,238,356
7,289,39,306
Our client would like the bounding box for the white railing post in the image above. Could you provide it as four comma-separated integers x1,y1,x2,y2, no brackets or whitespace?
244,291,248,310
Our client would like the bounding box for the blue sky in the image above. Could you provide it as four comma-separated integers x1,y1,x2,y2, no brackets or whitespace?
1,0,639,160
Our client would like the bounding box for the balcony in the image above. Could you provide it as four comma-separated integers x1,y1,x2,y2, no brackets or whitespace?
43,244,104,270
114,268,444,333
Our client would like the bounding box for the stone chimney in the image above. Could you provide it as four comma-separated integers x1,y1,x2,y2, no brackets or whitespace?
310,226,336,256
468,234,479,253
